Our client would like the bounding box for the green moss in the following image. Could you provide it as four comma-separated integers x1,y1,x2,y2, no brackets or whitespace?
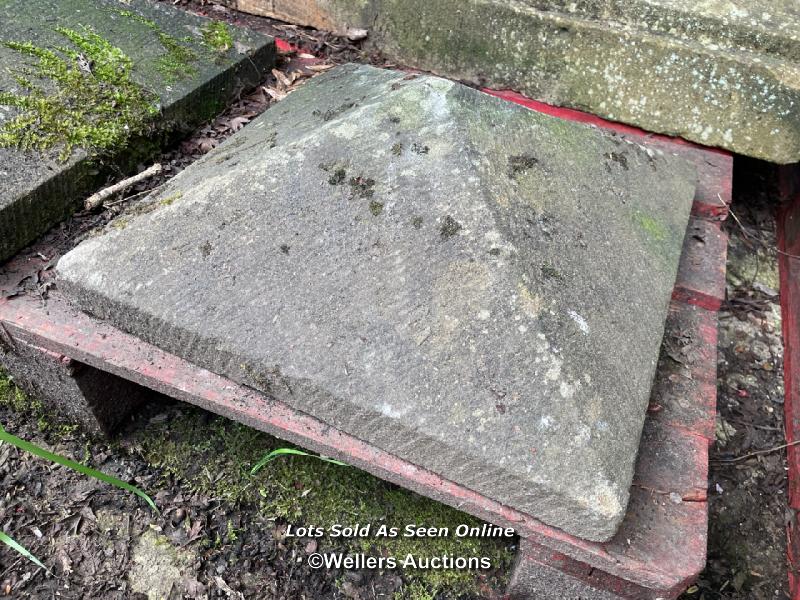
349,175,376,199
313,101,357,122
0,370,78,437
111,217,130,230
201,22,233,53
328,168,347,186
0,370,37,414
727,243,780,290
115,10,198,82
369,200,384,216
401,582,436,600
159,192,183,206
541,263,563,280
0,26,159,160
633,211,668,242
154,32,197,81
135,409,513,597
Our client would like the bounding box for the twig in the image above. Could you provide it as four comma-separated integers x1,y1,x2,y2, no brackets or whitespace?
711,439,800,464
103,184,163,208
720,193,800,260
84,164,162,210
0,322,16,353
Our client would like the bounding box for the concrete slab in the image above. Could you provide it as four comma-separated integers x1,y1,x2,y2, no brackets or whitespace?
0,0,276,262
229,0,800,163
56,64,697,541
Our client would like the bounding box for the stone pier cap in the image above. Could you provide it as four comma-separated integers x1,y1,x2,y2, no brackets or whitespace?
57,64,698,541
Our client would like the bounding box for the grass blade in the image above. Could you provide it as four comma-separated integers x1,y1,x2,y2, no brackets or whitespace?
0,422,158,513
251,447,348,475
0,531,49,573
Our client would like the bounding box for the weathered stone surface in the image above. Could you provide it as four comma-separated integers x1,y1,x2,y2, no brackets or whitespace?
228,0,800,163
57,64,697,541
0,0,276,262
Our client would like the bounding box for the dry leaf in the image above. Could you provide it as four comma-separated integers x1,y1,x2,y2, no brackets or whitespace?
227,116,251,131
346,27,369,41
306,63,335,71
262,86,287,101
198,138,219,153
214,576,245,599
272,68,293,89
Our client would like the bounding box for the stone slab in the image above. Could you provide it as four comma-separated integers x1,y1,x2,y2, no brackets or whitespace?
56,63,697,541
0,0,276,262
227,0,800,163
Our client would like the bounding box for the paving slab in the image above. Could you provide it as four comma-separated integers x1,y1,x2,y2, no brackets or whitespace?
56,63,697,541
228,0,800,163
0,0,276,262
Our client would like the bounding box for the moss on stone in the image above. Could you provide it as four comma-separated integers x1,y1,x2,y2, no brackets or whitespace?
0,369,36,414
328,167,347,186
633,211,668,242
541,263,563,281
201,21,233,53
369,200,384,216
0,26,159,160
0,370,78,436
115,9,198,82
439,215,461,239
134,409,513,597
159,193,183,207
349,175,376,199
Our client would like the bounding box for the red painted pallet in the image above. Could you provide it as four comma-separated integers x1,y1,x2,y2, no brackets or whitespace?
0,91,731,599
777,164,800,600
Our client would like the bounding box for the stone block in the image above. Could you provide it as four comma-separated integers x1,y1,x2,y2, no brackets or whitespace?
228,0,800,162
57,64,698,541
0,0,276,262
1,337,150,434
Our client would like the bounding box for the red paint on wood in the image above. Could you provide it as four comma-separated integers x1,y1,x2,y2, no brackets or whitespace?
482,89,729,159
274,38,296,52
0,291,699,593
777,164,800,599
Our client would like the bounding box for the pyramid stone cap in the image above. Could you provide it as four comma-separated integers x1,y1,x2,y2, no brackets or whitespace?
57,64,697,541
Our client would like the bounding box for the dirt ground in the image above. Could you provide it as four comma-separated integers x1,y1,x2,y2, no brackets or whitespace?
0,3,794,599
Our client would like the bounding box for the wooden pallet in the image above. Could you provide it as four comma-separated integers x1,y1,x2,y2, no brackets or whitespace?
0,93,731,599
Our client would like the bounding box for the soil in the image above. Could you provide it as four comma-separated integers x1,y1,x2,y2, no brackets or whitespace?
0,3,794,599
0,398,435,599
